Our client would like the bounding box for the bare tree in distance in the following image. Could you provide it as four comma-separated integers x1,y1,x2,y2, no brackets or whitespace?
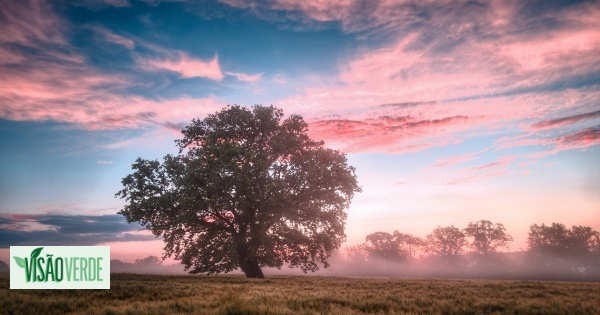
425,226,467,265
463,220,513,255
117,105,361,278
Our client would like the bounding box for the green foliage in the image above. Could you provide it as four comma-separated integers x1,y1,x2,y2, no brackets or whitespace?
1,273,599,315
463,220,513,255
116,105,361,278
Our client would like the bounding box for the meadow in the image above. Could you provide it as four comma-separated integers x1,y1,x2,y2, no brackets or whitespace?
1,272,599,315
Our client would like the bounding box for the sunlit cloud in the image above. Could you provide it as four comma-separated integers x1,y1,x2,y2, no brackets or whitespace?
0,0,229,130
0,0,599,258
138,52,224,80
225,71,264,83
0,0,67,47
273,1,600,157
557,125,600,148
531,110,600,131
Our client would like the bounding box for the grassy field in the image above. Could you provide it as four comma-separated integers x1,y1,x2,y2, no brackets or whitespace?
1,273,599,315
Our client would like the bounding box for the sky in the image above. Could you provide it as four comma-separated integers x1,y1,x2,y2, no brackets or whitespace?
0,0,599,264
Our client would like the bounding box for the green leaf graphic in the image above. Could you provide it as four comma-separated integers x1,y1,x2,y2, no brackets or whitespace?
31,247,44,260
13,256,26,269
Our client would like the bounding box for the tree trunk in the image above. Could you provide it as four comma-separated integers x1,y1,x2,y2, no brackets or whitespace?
236,243,265,279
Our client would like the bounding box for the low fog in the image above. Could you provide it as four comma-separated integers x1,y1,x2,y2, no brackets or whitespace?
103,251,600,282
313,252,600,281
104,221,600,281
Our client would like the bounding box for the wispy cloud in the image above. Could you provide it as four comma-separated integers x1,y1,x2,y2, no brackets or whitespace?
531,110,600,131
97,160,114,164
423,149,487,170
0,0,228,130
73,0,131,9
0,0,67,47
225,71,264,83
473,156,516,171
557,125,600,147
274,0,600,155
89,25,135,49
306,114,477,153
137,52,224,80
0,214,152,247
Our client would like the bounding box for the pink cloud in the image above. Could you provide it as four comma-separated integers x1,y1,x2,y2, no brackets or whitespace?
433,154,524,185
423,149,487,170
501,29,600,72
531,110,600,131
496,137,551,150
521,126,600,159
0,0,230,130
35,204,83,212
519,161,537,168
0,53,225,129
138,52,224,80
261,0,441,33
90,26,135,49
0,0,67,48
80,96,225,130
272,1,600,155
225,71,264,83
305,114,477,153
445,170,508,186
473,156,516,171
557,126,600,147
272,74,287,85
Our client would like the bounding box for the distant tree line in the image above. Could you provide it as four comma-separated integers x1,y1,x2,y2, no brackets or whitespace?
1,221,597,280
338,220,600,279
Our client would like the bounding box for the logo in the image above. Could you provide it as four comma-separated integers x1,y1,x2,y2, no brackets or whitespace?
10,246,110,289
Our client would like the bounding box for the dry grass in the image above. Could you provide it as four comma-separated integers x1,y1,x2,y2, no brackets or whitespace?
1,272,599,314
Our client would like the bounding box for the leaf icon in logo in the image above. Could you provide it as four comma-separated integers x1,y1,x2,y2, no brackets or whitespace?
13,256,26,269
31,247,43,260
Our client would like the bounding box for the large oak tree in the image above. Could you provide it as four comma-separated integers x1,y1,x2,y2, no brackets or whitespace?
116,105,361,278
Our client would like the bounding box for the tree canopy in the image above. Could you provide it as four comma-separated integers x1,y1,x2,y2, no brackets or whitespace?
528,223,599,258
116,105,361,278
134,256,163,267
425,226,466,265
463,220,513,255
363,231,424,261
364,232,404,261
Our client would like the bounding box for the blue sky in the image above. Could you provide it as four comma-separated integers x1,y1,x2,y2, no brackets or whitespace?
0,0,599,262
